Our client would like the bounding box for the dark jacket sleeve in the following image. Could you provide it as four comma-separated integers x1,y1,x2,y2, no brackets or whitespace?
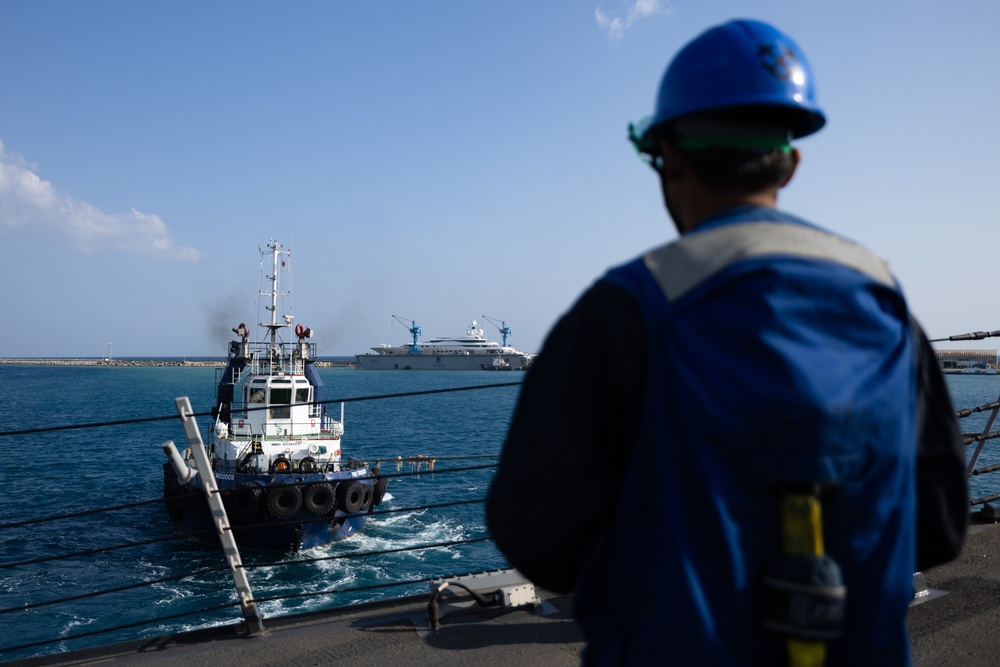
486,280,645,593
913,322,968,571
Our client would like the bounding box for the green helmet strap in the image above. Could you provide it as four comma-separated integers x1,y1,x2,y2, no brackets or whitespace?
676,136,792,152
673,116,793,152
629,114,793,159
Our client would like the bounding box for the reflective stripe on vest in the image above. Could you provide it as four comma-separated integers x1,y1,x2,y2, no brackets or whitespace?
643,221,896,301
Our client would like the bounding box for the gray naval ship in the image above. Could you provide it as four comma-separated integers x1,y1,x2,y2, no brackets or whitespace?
356,316,535,371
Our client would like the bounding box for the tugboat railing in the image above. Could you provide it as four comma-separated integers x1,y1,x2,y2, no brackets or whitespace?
228,341,317,379
220,412,343,440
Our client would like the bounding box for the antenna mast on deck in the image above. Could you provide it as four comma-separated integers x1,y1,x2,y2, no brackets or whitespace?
259,239,293,351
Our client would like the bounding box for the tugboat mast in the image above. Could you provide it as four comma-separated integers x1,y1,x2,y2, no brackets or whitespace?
259,239,292,353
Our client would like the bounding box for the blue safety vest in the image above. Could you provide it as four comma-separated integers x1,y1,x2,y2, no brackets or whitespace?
578,207,918,666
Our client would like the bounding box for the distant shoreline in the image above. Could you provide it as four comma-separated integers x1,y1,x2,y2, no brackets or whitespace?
0,358,358,368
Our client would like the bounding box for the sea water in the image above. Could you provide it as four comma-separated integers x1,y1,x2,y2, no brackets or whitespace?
0,366,518,660
0,368,997,661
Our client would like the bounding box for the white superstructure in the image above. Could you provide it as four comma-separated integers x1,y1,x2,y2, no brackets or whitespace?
357,319,535,371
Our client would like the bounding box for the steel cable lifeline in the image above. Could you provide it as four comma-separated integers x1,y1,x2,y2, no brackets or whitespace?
964,431,1000,447
0,530,216,569
249,539,498,606
0,535,492,617
0,381,522,439
0,461,497,532
0,540,496,656
0,495,492,568
1,466,499,641
0,379,521,657
959,394,1000,477
970,461,1000,477
6,375,984,445
194,497,488,538
1,452,501,646
0,496,167,531
0,601,241,655
957,401,1000,418
245,536,494,573
0,364,991,658
0,563,231,614
928,329,1000,343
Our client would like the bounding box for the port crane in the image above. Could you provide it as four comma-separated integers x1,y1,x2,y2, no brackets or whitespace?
392,315,422,354
482,316,512,347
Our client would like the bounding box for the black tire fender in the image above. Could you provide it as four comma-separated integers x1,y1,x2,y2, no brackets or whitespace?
225,483,263,523
303,482,336,515
336,481,364,513
359,484,374,513
372,478,389,506
266,485,303,518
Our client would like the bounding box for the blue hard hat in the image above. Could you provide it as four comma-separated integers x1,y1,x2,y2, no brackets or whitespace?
632,19,826,154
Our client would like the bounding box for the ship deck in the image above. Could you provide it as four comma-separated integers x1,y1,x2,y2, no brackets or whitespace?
907,516,1000,666
12,515,1000,667
15,584,583,667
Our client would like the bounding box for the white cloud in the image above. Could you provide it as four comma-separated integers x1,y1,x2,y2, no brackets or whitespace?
595,0,670,41
0,139,201,261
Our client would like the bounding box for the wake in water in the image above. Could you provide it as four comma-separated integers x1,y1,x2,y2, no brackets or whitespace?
250,485,499,619
0,367,518,661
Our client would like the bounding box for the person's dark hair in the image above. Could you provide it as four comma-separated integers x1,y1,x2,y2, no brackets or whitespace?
677,146,793,193
664,106,798,193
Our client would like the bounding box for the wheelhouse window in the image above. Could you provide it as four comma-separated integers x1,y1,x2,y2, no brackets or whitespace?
269,387,292,419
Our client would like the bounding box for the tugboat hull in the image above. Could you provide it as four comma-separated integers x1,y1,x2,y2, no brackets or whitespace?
164,464,388,552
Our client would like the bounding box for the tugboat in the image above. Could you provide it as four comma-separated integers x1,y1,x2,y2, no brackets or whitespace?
163,239,388,552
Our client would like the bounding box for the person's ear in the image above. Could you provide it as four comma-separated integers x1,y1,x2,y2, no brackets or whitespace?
659,142,687,184
779,147,801,189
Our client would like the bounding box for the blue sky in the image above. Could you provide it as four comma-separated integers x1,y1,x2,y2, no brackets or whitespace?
1,0,998,357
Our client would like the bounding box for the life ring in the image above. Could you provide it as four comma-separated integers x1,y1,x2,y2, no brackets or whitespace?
336,481,365,513
270,456,292,474
295,323,305,338
266,485,303,518
303,483,336,515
